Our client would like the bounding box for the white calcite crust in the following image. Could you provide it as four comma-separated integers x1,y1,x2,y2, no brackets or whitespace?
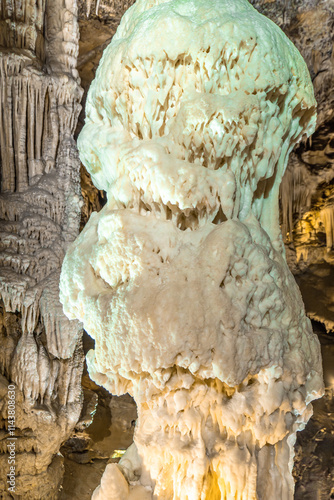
60,0,324,498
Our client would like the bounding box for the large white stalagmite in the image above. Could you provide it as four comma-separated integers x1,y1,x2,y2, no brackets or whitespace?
60,0,324,498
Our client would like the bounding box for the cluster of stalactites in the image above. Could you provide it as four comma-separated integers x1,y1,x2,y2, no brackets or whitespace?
280,164,334,251
0,0,80,77
279,160,313,243
0,304,83,407
0,55,82,193
321,204,334,249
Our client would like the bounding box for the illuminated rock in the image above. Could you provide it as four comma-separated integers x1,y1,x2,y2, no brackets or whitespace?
60,0,324,498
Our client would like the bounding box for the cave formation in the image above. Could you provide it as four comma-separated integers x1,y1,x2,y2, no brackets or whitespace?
0,1,333,499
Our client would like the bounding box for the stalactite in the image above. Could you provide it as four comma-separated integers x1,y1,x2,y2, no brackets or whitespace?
0,0,84,497
280,157,313,243
321,205,334,250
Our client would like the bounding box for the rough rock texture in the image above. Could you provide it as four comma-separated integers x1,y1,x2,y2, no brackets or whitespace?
76,2,137,141
0,1,84,498
60,0,324,499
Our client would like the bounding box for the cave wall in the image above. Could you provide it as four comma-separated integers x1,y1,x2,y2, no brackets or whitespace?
0,1,84,498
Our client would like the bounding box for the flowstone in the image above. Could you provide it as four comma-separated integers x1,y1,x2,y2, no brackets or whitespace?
60,0,324,498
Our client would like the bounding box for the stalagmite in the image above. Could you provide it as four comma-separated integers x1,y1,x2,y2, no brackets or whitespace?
60,0,324,498
0,0,84,497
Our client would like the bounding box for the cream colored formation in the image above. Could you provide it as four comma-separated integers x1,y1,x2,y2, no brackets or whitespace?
60,0,324,498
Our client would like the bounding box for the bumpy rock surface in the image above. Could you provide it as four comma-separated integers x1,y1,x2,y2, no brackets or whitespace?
60,0,324,499
0,1,84,498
